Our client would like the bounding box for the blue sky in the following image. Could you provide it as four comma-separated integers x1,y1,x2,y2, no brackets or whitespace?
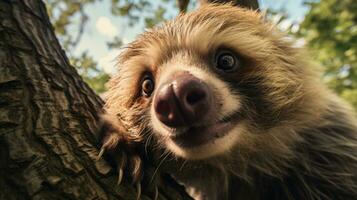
71,0,310,74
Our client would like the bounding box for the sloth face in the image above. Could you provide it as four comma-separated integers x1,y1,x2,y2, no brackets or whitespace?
149,49,245,159
106,5,311,160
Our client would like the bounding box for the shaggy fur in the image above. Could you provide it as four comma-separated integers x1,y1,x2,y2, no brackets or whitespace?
100,4,357,200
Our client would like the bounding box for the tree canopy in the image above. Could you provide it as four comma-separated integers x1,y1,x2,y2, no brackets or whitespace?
298,0,357,108
45,0,179,93
46,0,357,109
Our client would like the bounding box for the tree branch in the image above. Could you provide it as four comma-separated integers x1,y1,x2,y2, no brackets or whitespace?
199,0,259,10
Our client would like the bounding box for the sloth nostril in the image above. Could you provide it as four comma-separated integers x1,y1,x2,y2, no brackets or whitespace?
156,100,171,118
186,89,206,105
154,84,186,127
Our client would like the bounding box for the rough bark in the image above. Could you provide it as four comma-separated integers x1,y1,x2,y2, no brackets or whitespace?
0,0,191,199
199,0,259,10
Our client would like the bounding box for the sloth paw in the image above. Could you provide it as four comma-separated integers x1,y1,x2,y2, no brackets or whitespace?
97,114,145,199
98,135,143,184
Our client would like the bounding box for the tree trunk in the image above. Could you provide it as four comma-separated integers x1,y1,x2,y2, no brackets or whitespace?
199,0,259,10
0,0,191,199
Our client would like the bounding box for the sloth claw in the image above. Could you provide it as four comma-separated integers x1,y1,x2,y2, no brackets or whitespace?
131,155,143,183
98,127,144,187
154,186,159,200
136,182,141,200
96,147,105,160
99,114,158,199
117,167,123,185
99,141,143,185
116,151,125,186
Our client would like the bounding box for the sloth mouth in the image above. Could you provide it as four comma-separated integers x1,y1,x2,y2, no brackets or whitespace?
169,114,240,148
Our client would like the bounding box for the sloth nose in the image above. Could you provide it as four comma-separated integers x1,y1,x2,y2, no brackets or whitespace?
154,73,212,128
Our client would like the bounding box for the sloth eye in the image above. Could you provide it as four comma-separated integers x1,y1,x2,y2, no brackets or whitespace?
215,50,240,72
142,75,155,97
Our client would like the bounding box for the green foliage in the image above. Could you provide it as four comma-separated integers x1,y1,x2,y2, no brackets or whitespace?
109,0,175,27
298,0,357,108
46,0,109,93
45,0,175,94
144,5,166,28
107,36,124,49
71,52,109,93
46,0,94,51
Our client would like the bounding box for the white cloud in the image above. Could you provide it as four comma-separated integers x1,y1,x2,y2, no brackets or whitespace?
293,38,305,48
98,50,121,75
278,20,292,31
96,17,118,38
122,37,132,45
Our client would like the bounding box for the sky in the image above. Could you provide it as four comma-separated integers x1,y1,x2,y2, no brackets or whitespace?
71,0,310,75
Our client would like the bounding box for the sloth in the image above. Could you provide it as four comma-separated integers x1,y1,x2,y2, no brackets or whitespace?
98,4,357,200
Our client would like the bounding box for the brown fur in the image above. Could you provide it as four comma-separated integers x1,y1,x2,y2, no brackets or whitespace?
101,4,357,200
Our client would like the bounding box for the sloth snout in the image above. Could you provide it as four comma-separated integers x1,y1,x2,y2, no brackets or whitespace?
154,73,212,128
